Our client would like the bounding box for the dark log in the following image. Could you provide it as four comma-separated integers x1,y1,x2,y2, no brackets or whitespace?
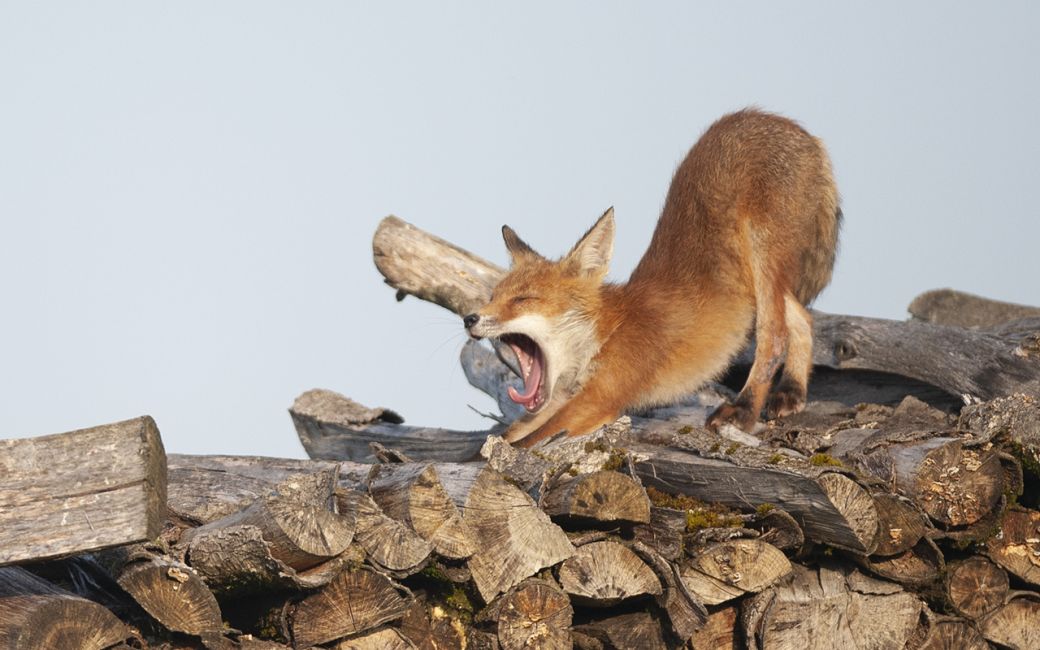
330,626,417,650
337,489,432,575
435,463,574,602
945,555,1009,620
986,506,1040,587
368,463,476,560
183,468,354,571
371,217,1040,402
679,539,791,606
630,541,708,643
742,563,922,650
913,613,989,650
540,470,651,525
292,388,490,463
0,566,133,650
980,592,1040,650
572,612,667,650
398,600,467,650
556,541,661,606
960,393,1040,479
495,579,572,650
688,605,740,650
281,568,413,648
858,536,944,588
748,507,805,552
909,288,1040,329
97,545,223,645
870,493,931,557
167,453,368,524
632,506,687,561
0,416,166,565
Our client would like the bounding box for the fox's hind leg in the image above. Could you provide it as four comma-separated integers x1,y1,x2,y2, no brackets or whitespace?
767,296,812,418
706,275,789,433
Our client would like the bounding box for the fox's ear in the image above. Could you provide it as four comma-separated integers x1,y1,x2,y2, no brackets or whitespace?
502,225,541,265
564,207,614,278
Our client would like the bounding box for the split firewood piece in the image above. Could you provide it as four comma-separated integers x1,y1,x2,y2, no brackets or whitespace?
742,563,922,650
541,470,651,525
909,288,1040,329
495,579,573,650
330,626,417,650
96,545,223,646
679,539,791,606
166,453,367,524
367,463,476,560
631,541,708,643
945,556,1009,620
292,388,489,463
914,613,989,650
688,605,740,650
979,592,1040,650
0,566,133,650
858,536,944,588
398,600,468,650
870,493,930,556
572,612,667,650
556,541,662,606
436,463,574,602
184,468,354,571
279,568,413,649
829,428,1007,530
0,416,166,565
747,507,805,552
632,506,687,561
372,217,1040,400
625,436,880,554
986,506,1040,587
338,489,432,575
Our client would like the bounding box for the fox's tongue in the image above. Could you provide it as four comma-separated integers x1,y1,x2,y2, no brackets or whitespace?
507,342,543,406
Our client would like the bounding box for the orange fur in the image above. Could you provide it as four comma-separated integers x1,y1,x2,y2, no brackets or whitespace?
466,109,841,446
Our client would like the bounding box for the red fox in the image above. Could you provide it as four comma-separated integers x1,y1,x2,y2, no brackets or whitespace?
464,109,841,448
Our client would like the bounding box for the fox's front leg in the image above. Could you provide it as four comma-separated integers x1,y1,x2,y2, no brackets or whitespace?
509,382,626,449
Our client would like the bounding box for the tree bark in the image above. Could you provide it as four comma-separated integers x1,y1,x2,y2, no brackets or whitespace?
909,288,1040,329
0,416,166,565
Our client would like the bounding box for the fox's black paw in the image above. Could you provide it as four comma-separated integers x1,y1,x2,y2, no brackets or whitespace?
706,401,758,433
765,380,807,420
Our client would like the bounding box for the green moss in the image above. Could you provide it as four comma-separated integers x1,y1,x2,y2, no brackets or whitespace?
756,503,776,516
444,585,475,618
646,487,743,531
809,453,843,467
768,453,783,464
566,466,579,476
601,447,628,472
709,442,721,453
725,443,740,455
677,425,694,435
585,439,610,454
419,564,450,583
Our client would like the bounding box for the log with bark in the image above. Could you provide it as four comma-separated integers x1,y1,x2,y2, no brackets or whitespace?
572,611,668,650
0,416,167,565
909,288,1040,329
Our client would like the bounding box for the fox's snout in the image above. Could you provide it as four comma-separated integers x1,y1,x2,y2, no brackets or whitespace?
464,313,486,340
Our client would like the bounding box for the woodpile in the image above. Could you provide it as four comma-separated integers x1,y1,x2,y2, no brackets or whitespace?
0,215,1038,649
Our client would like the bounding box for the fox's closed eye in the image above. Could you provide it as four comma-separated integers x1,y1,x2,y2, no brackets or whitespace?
512,295,537,305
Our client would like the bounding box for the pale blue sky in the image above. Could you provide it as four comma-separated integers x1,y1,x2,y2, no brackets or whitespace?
1,2,1037,456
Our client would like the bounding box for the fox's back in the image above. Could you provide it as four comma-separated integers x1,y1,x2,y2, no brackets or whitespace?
631,109,840,305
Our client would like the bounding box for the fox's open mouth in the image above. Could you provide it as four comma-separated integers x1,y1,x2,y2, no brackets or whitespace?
500,333,547,412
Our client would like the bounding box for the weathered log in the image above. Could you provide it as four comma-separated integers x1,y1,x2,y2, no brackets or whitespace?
398,600,468,650
0,416,166,565
371,217,1040,401
625,433,880,554
540,470,651,525
183,468,354,571
688,605,740,650
0,566,133,650
632,506,687,561
945,555,1009,620
909,288,1040,329
679,539,791,606
330,627,417,650
960,393,1040,479
97,545,223,646
367,463,476,560
292,388,490,463
556,541,661,606
870,493,931,557
979,592,1040,650
572,612,667,650
436,463,574,602
858,536,944,588
986,506,1040,586
167,453,368,524
280,568,413,648
338,489,432,575
913,612,989,650
494,579,572,650
748,507,805,552
742,563,922,650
